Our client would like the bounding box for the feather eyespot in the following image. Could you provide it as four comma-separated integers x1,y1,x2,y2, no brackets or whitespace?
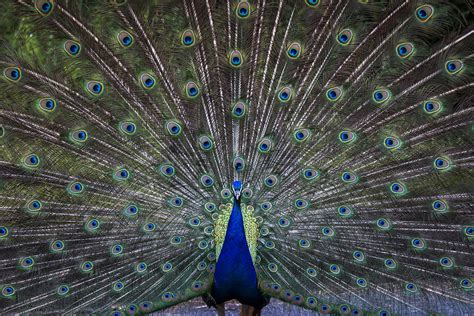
26,199,42,213
165,120,182,136
140,73,156,89
445,59,464,75
293,128,311,143
19,257,35,269
294,198,308,210
433,156,451,171
464,226,473,238
302,168,319,181
339,304,350,314
236,1,250,18
111,244,124,256
200,174,214,187
139,301,153,313
338,205,353,218
396,42,414,59
85,219,100,232
123,204,139,217
460,278,473,290
64,40,81,57
268,263,278,272
80,261,94,272
384,258,397,269
185,81,200,98
378,310,391,316
306,268,317,277
411,238,426,250
37,98,57,112
162,262,173,272
86,81,104,96
356,277,367,287
242,188,252,198
221,188,232,199
3,67,21,82
278,86,293,103
50,240,65,252
192,281,204,292
439,257,454,268
298,239,311,248
22,154,40,168
321,226,334,237
188,217,201,227
136,262,147,273
67,181,84,195
353,250,365,262
305,0,320,8
326,86,343,102
198,240,208,249
376,218,392,231
320,304,332,313
405,282,418,293
233,156,245,172
143,222,156,232
196,261,207,271
0,226,9,239
117,31,134,47
181,30,195,47
158,163,175,178
113,168,130,181
119,121,136,135
35,0,54,16
287,42,302,59
260,201,272,211
198,135,214,151
232,101,247,118
415,5,434,23
423,100,442,114
127,305,138,314
204,202,216,213
338,131,356,143
329,264,340,275
171,236,182,245
389,182,406,195
264,175,278,188
258,138,273,153
169,196,183,208
70,129,88,143
304,298,317,310
1,285,15,297
383,136,401,149
341,171,358,183
113,281,125,292
57,285,69,296
229,50,243,67
337,29,353,45
372,88,391,104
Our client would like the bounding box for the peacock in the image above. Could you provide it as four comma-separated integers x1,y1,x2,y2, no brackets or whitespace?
0,0,473,315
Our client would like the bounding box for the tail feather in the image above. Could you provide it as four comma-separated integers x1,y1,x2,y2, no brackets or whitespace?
0,0,473,314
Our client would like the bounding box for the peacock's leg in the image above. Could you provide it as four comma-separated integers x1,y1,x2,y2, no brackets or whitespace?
216,303,225,316
240,304,261,316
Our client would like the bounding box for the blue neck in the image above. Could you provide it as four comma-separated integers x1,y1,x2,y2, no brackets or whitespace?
211,199,265,306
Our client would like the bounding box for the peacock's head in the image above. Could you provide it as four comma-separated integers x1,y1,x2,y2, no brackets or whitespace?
232,180,242,200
